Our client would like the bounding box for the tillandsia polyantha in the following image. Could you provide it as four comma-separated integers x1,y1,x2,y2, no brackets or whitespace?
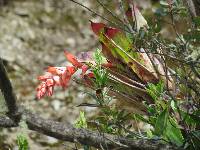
36,0,174,113
35,0,200,149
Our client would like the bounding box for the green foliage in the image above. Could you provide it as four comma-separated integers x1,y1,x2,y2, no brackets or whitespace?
95,23,158,83
74,111,87,129
94,48,104,66
17,134,29,150
74,111,90,149
135,82,184,146
185,130,200,149
95,108,133,135
165,117,184,146
193,17,200,27
17,117,29,150
146,81,164,102
93,49,108,89
154,108,169,135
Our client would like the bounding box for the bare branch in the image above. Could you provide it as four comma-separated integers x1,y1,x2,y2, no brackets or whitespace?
183,0,200,18
0,59,19,120
0,108,179,150
0,115,17,127
192,0,200,16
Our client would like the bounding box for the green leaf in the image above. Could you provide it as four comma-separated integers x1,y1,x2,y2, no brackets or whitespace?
93,48,107,66
155,8,168,17
92,49,108,88
133,114,149,123
194,109,200,116
147,129,153,138
84,145,90,150
184,30,200,41
193,17,200,26
17,134,29,150
181,110,200,126
165,117,184,147
146,81,164,101
160,0,170,7
74,111,87,129
154,23,162,33
170,100,176,111
154,108,169,135
149,116,157,125
189,130,200,149
101,32,158,83
91,22,158,83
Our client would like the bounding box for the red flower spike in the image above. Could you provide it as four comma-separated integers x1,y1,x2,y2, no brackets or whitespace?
52,75,63,86
62,66,77,87
36,51,94,99
66,66,77,75
36,82,47,99
46,78,54,86
47,86,53,97
47,67,66,75
46,79,54,96
64,50,83,68
38,74,52,81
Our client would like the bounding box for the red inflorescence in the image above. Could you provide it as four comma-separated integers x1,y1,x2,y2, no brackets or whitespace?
36,51,93,99
36,49,113,99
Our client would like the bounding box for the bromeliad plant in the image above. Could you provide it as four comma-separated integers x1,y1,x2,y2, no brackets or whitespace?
36,0,200,149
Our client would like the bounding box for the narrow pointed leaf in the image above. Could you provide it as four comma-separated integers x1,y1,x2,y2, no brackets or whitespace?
102,33,158,83
165,117,184,147
154,108,169,135
91,21,159,83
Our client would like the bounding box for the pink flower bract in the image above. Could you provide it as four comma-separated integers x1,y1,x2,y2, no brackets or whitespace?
36,51,92,99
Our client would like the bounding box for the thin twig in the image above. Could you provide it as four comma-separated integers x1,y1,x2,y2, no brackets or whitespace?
131,2,138,31
67,0,131,34
96,0,124,24
118,0,135,34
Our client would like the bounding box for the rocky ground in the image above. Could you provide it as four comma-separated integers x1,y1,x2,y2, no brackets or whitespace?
0,0,152,149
